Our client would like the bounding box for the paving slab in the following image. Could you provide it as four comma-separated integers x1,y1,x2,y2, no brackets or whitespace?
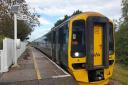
0,48,36,83
31,47,77,85
32,48,68,78
0,47,77,85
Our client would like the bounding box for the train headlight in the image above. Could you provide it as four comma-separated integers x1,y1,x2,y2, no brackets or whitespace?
74,52,79,57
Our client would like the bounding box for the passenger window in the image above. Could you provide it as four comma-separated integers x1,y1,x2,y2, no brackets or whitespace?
64,24,68,44
58,23,68,45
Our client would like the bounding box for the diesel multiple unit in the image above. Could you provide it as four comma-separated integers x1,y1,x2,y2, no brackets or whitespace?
32,12,115,85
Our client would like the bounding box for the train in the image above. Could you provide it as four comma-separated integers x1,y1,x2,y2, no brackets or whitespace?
32,12,115,85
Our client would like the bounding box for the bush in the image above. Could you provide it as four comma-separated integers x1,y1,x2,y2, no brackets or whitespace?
115,23,128,65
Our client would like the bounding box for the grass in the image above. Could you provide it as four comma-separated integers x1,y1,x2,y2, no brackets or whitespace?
111,63,128,85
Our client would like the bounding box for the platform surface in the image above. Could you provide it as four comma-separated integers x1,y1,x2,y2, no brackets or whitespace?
0,47,77,85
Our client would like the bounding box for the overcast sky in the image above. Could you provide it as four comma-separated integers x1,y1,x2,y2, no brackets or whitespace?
26,0,122,41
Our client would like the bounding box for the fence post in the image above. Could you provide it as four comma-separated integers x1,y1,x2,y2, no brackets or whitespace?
0,50,3,72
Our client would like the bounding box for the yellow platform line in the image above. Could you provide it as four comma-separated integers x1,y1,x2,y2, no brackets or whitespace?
32,48,42,80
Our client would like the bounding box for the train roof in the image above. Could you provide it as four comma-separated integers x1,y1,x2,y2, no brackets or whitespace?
51,12,110,30
34,12,112,41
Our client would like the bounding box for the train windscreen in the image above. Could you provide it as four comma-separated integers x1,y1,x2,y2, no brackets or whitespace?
71,20,86,57
109,23,114,55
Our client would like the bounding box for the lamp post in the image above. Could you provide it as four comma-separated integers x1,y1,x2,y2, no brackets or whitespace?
10,5,20,66
14,13,18,66
10,0,27,67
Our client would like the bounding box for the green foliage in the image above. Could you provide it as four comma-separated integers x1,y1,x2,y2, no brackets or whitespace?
17,20,33,41
0,1,39,41
54,10,82,27
0,35,4,49
115,0,128,65
72,10,82,16
122,0,128,21
115,23,128,65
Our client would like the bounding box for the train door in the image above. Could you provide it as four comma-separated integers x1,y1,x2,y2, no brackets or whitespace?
93,24,103,66
60,24,69,66
55,24,69,66
51,30,56,61
86,17,109,69
55,29,60,64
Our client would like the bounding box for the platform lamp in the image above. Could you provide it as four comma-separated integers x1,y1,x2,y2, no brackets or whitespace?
10,4,20,67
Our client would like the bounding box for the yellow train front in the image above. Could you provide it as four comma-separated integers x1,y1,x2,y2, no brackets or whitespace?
32,12,115,85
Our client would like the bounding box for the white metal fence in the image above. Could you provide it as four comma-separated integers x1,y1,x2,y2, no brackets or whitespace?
0,50,3,72
0,38,27,73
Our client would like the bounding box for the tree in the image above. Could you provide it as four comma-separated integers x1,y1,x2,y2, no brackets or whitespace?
0,0,40,41
122,0,128,21
115,22,128,64
72,10,82,16
54,10,82,27
115,0,128,64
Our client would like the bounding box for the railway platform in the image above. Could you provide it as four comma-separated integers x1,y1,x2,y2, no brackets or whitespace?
0,47,77,85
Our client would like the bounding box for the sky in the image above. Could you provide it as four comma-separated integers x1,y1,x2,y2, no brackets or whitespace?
26,0,122,41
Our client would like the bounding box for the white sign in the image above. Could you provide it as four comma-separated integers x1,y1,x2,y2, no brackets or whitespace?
10,5,20,14
17,14,28,20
